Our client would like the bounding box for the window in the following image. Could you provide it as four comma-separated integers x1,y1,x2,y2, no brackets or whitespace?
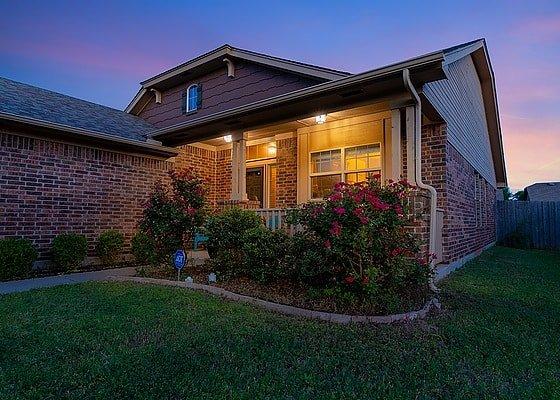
246,142,276,160
309,144,381,199
186,84,199,112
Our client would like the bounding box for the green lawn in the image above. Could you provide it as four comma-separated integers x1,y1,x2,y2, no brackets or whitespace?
1,247,559,399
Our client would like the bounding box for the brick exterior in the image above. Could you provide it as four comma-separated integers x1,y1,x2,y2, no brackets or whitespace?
275,137,298,208
0,121,496,265
174,145,218,205
0,129,172,259
215,149,232,203
443,143,496,262
403,123,496,263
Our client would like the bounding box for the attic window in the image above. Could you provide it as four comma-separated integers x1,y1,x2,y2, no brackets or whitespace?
185,84,202,113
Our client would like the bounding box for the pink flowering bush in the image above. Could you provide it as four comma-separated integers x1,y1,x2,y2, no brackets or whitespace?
139,169,207,263
287,177,432,307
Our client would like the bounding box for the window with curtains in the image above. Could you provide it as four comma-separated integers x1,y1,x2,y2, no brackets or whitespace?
309,143,381,199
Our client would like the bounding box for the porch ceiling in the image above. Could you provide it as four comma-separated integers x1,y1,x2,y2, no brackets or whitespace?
151,53,446,147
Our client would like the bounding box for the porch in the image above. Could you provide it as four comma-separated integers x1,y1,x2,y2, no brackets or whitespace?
193,104,417,212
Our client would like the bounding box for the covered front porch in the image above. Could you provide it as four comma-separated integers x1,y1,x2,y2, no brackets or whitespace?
192,103,415,212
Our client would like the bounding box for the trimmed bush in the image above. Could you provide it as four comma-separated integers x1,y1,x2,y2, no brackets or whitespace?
51,233,88,272
0,237,38,281
131,231,157,266
96,230,125,267
241,227,291,283
204,207,263,275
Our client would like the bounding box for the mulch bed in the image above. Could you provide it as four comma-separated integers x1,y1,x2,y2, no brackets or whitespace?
138,263,431,316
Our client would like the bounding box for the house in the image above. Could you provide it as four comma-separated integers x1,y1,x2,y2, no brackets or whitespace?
525,182,560,201
0,39,506,269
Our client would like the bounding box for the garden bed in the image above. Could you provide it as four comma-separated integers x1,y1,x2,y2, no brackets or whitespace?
138,264,432,316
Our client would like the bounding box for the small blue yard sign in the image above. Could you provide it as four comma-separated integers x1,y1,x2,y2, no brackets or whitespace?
174,250,186,270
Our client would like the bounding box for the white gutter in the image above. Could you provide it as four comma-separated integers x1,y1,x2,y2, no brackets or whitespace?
402,69,439,292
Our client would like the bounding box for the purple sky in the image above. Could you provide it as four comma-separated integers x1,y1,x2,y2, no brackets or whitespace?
1,0,559,190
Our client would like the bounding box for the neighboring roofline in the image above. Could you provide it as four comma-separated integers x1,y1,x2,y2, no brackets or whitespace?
0,111,178,158
150,48,445,140
125,44,351,114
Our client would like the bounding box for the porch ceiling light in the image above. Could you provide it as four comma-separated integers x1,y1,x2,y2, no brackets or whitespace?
223,134,232,143
315,114,327,124
267,143,277,156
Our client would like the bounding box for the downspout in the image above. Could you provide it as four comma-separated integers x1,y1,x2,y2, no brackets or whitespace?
402,69,439,292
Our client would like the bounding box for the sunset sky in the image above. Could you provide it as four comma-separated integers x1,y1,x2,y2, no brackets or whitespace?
1,0,558,190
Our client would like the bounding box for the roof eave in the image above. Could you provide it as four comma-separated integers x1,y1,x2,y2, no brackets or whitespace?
0,112,178,158
151,51,446,145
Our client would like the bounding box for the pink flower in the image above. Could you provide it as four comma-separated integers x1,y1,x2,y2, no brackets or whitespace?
333,206,346,216
353,208,368,224
344,275,355,284
329,221,342,236
324,239,331,249
328,192,343,202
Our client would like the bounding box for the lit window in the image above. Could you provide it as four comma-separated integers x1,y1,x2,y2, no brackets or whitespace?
309,144,381,199
246,142,277,161
186,84,199,112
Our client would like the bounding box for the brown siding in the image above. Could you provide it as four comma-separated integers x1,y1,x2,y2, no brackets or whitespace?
138,60,321,128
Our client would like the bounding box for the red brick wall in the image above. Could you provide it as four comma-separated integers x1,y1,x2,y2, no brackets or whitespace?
403,123,496,263
275,137,298,207
0,129,171,259
174,145,217,205
216,149,232,203
443,143,496,263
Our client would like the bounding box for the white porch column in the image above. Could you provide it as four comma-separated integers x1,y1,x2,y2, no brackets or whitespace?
389,109,402,181
230,132,247,201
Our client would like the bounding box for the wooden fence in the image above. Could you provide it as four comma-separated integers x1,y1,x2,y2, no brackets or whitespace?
496,201,560,250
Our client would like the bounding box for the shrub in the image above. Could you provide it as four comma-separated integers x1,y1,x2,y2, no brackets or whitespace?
241,227,291,283
51,233,88,272
140,169,207,263
0,237,38,281
287,232,334,285
95,230,125,267
204,207,263,275
131,231,157,266
287,178,431,302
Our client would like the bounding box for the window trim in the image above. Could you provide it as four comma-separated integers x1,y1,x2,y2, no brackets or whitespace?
186,84,199,113
309,142,382,200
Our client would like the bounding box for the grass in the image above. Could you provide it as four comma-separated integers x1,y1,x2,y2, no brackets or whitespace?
0,246,559,399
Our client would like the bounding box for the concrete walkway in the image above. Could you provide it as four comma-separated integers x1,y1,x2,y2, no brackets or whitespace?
0,267,136,295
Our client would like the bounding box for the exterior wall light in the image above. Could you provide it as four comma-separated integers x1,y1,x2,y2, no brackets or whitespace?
315,114,327,124
223,134,232,143
267,143,277,156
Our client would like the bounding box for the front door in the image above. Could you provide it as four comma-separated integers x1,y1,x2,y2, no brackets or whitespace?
246,167,264,207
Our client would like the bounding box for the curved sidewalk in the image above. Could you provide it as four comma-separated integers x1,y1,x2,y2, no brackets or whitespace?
0,267,136,295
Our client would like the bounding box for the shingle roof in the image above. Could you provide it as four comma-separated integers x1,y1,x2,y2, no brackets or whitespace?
525,182,560,202
0,77,155,142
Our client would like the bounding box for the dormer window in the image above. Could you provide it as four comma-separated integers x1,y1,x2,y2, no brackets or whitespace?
185,84,201,113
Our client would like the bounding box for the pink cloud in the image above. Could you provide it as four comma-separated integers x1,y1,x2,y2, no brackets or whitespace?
511,14,560,43
501,114,560,190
